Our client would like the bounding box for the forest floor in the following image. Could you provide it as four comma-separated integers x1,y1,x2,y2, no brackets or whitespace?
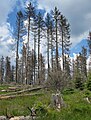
0,84,91,120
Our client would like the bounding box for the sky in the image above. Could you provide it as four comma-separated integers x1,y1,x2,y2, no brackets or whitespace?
0,0,91,58
38,0,91,45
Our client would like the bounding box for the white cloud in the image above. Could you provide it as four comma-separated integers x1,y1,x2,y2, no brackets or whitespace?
70,31,89,47
38,0,91,46
0,0,17,25
0,0,17,58
0,23,10,39
0,0,90,64
0,23,15,58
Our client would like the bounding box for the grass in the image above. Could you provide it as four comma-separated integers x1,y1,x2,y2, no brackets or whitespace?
0,85,91,120
37,90,91,120
0,87,51,116
0,95,44,116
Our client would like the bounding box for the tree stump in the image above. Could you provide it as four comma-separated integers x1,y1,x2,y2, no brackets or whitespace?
52,93,65,109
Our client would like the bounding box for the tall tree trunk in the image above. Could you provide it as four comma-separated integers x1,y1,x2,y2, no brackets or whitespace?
62,30,64,70
47,29,50,76
38,28,40,84
16,20,20,83
50,25,53,71
55,19,59,69
26,16,30,84
34,33,36,84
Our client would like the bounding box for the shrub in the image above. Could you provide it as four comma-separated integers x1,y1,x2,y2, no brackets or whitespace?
62,88,75,95
75,77,84,90
46,70,70,91
34,102,48,117
86,72,91,91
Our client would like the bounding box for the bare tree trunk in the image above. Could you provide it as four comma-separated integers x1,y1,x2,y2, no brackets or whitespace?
47,29,50,76
26,16,30,85
34,33,36,84
62,30,64,70
38,28,40,84
21,56,24,84
16,20,20,83
50,26,53,71
55,19,59,69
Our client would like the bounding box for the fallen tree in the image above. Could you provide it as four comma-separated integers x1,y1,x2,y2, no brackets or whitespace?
0,86,44,99
0,93,43,100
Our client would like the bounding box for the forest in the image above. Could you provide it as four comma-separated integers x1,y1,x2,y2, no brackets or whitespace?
0,1,91,120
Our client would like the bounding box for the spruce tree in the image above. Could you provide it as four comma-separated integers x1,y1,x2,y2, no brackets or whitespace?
45,13,51,76
50,21,54,71
52,7,60,69
36,12,44,82
59,14,71,70
0,56,4,84
15,11,23,83
5,56,12,83
88,32,91,70
81,47,87,78
25,2,35,84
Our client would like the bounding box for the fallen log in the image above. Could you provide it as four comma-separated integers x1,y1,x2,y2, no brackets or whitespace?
0,93,43,100
0,86,43,97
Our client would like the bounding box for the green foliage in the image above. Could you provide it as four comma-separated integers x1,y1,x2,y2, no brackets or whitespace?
75,77,84,90
87,73,91,91
0,85,9,90
85,72,91,91
83,89,91,97
0,85,91,120
34,102,48,117
62,88,75,95
87,81,91,91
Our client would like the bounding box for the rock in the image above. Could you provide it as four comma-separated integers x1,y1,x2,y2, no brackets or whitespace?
9,117,20,120
19,116,25,120
0,116,32,120
10,116,31,120
84,97,91,103
0,116,6,120
1,90,7,92
25,116,31,120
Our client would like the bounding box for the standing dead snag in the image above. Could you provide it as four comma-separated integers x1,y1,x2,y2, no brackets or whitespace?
15,11,24,83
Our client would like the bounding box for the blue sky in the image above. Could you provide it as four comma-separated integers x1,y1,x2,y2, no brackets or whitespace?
0,0,91,58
